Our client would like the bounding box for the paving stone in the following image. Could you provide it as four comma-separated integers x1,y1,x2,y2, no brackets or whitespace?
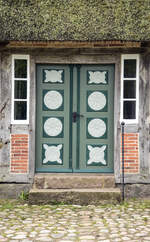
35,238,53,241
12,235,27,239
79,235,95,239
1,200,150,241
109,233,120,238
39,229,51,233
97,240,110,242
0,236,5,239
51,232,65,238
122,237,132,241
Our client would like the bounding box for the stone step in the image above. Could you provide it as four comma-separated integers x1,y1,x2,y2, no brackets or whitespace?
29,188,121,205
33,174,116,189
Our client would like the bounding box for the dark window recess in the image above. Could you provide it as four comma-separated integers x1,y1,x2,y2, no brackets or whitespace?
124,59,136,78
15,59,27,78
14,80,27,99
124,80,136,98
123,101,136,119
14,101,27,120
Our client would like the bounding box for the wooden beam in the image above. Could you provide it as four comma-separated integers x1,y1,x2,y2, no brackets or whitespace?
3,40,142,49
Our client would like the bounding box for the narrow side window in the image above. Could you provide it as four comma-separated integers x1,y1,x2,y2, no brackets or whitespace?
121,55,139,123
12,55,30,124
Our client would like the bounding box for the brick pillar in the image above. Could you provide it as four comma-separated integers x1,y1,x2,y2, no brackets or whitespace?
121,133,139,174
10,134,29,173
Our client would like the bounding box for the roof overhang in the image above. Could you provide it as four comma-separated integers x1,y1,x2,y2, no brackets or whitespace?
0,40,142,49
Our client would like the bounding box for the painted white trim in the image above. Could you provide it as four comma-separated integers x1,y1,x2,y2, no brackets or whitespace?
120,54,139,124
11,55,30,124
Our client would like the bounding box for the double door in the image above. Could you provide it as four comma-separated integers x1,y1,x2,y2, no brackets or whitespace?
36,64,114,172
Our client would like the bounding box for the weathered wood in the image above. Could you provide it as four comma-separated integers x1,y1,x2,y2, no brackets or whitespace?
0,48,150,185
28,55,36,182
113,54,121,183
35,53,118,64
139,54,150,175
5,40,141,49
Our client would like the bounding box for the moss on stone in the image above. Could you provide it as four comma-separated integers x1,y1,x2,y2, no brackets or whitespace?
0,0,150,41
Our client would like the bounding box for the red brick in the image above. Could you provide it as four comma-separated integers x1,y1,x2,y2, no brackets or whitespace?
10,134,28,173
120,133,139,174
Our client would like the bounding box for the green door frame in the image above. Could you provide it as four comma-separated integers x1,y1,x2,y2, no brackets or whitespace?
35,64,114,173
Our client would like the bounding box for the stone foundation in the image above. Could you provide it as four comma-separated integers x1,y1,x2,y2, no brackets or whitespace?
1,183,150,200
124,184,150,199
0,184,31,199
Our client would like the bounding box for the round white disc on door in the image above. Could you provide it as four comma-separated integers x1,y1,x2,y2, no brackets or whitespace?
44,90,63,110
44,118,63,136
88,91,106,111
88,118,106,137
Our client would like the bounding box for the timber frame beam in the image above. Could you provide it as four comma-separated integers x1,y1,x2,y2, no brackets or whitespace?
0,40,142,49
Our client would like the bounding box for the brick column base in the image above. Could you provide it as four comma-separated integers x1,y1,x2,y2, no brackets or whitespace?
10,134,29,173
121,133,139,174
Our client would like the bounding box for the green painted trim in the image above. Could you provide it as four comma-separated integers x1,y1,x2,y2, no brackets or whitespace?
78,64,114,173
73,169,114,173
36,169,73,173
36,64,72,173
76,65,81,170
36,64,114,173
72,65,78,171
69,65,73,171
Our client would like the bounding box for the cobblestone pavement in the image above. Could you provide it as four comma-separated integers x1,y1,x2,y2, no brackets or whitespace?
0,200,150,241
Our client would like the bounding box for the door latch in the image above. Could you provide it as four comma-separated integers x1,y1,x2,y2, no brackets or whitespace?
72,112,84,123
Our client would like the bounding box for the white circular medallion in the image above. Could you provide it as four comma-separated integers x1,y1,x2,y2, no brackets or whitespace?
88,119,106,137
44,118,63,136
88,91,106,111
44,91,63,110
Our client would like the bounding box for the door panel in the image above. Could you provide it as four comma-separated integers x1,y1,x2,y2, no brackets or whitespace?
36,64,114,173
36,65,72,172
73,65,114,172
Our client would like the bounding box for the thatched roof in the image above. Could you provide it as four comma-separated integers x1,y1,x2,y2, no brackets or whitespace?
0,0,150,42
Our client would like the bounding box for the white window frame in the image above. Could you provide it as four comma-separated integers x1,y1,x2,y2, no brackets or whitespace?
11,55,30,124
120,54,139,124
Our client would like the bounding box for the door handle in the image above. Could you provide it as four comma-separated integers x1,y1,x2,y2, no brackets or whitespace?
72,112,84,122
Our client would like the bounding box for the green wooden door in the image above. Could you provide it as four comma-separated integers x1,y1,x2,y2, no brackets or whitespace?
36,64,114,173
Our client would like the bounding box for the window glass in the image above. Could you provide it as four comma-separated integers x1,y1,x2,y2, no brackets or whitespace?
123,101,136,119
15,59,27,78
14,101,27,120
124,59,136,78
14,80,27,99
124,80,136,98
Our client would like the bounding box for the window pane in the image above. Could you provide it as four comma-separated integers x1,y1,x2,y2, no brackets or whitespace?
14,101,27,120
15,59,27,78
15,80,27,99
124,59,136,78
123,101,136,119
124,80,136,98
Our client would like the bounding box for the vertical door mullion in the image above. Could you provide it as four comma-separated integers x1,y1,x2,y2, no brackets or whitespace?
69,65,73,171
72,65,78,170
76,65,81,170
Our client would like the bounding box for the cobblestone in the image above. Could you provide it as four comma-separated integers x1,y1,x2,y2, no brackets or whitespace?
0,200,150,241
